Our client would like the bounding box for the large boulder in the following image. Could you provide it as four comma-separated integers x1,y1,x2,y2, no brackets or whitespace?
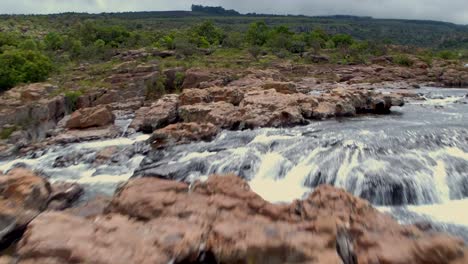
0,169,50,247
16,175,468,264
149,122,219,149
239,89,313,128
439,68,468,87
181,69,212,89
179,87,244,106
179,102,242,129
66,106,115,129
130,94,179,133
0,169,82,248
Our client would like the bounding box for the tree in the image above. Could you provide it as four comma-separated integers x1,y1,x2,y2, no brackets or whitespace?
331,34,354,48
267,26,294,51
0,49,52,90
44,32,64,51
18,39,38,51
246,21,269,46
222,32,244,48
194,21,223,45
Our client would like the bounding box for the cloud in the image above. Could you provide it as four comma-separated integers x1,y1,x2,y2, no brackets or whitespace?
1,0,467,24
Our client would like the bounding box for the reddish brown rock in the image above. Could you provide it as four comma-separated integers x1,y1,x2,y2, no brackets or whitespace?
17,213,208,264
17,175,468,264
46,182,84,211
19,83,56,102
239,89,311,128
0,169,51,246
179,86,244,106
66,106,115,129
65,196,111,218
179,102,241,129
130,94,179,133
440,68,468,87
149,122,219,149
261,82,298,94
181,69,212,89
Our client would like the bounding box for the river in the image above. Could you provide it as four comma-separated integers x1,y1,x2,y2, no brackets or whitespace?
1,87,468,240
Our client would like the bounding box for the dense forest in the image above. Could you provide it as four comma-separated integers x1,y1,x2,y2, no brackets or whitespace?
0,5,466,91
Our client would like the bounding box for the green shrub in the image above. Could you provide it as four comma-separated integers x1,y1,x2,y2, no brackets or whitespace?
174,36,197,56
437,50,458,60
44,32,64,51
222,32,244,49
331,34,354,48
146,74,167,99
394,54,414,67
193,21,223,45
174,72,185,92
246,21,269,46
248,45,262,60
0,49,52,90
289,40,306,54
64,90,83,112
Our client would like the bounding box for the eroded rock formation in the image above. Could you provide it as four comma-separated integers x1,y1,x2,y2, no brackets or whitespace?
14,175,468,264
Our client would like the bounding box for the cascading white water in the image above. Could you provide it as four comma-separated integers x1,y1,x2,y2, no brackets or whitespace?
133,87,468,238
1,87,468,239
0,115,150,198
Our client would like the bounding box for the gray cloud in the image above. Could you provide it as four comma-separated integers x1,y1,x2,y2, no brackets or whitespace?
1,0,467,24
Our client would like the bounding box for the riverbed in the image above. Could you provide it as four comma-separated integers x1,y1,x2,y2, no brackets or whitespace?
1,87,468,240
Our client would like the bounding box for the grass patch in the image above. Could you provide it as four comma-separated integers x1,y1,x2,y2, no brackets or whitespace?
394,54,414,67
0,126,17,140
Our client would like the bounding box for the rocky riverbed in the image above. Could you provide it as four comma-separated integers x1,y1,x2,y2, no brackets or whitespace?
1,61,468,263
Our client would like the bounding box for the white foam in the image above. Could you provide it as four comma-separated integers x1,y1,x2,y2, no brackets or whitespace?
249,174,310,203
417,96,463,106
178,151,216,163
250,133,297,145
408,199,468,227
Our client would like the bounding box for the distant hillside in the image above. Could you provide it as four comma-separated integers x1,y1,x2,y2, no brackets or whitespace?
1,7,467,49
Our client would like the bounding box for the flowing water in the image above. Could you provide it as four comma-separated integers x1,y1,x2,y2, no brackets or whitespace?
1,87,468,239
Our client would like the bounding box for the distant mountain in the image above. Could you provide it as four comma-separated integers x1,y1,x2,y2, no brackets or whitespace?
191,5,240,16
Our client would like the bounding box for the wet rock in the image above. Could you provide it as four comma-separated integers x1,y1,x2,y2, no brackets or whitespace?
66,106,115,129
53,150,95,168
149,122,219,149
47,182,84,211
65,196,111,218
51,125,121,144
0,169,51,247
94,146,119,164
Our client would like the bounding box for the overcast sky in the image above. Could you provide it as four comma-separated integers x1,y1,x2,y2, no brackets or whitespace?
1,0,468,24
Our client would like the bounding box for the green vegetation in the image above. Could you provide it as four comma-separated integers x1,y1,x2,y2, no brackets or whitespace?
0,126,17,140
394,54,414,67
64,90,83,112
0,5,466,93
0,49,52,90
